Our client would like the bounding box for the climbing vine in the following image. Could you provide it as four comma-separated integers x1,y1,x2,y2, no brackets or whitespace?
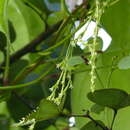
0,0,130,130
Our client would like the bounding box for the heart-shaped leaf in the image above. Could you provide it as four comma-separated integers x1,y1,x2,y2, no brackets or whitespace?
87,88,129,110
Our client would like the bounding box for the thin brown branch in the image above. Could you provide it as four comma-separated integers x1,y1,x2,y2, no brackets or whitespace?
0,22,61,72
9,22,61,64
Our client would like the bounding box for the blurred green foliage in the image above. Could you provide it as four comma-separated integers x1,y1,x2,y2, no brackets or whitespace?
0,0,130,130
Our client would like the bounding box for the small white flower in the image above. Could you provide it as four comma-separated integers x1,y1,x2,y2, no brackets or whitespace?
74,21,112,51
69,117,75,127
65,0,83,12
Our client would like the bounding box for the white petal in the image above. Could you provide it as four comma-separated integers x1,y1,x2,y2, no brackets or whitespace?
77,0,83,5
69,117,75,127
65,0,83,12
74,21,112,51
82,21,96,41
98,28,112,51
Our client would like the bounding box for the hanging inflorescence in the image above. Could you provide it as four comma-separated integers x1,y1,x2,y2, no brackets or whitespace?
47,0,118,104
88,0,115,92
47,43,74,105
89,0,102,92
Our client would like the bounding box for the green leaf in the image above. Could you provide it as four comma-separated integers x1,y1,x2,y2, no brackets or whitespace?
45,125,57,130
67,56,84,66
55,118,69,130
0,0,8,33
0,0,9,67
118,55,130,70
9,59,29,81
8,0,45,52
47,11,65,26
112,106,130,130
90,4,130,128
34,120,52,130
44,0,61,12
87,88,129,110
0,31,6,51
0,92,10,103
8,21,16,43
23,0,47,20
71,71,91,128
7,94,31,122
101,0,130,53
22,99,60,123
120,94,130,107
81,121,104,130
61,0,70,16
0,51,4,63
23,0,46,12
70,127,79,130
90,104,104,114
0,115,10,130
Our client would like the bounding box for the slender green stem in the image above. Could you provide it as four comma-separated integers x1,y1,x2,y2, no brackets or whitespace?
41,18,90,55
109,0,120,6
74,65,117,74
12,60,45,84
110,110,117,130
106,68,114,88
2,0,10,85
0,65,54,90
12,57,60,84
40,4,92,55
106,57,117,88
95,69,105,88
